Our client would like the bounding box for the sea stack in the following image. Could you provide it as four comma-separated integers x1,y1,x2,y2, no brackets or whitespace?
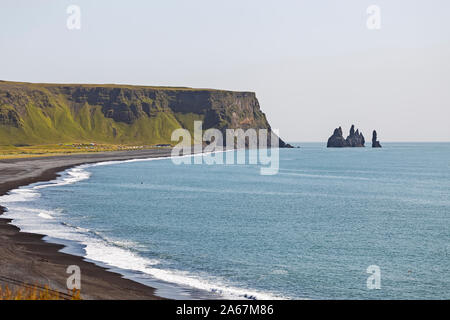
372,130,382,148
327,127,348,147
327,125,365,147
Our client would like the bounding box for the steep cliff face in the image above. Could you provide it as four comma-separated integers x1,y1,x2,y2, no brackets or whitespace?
0,81,288,146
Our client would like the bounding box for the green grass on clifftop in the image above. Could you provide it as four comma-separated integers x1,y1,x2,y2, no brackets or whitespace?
0,80,273,151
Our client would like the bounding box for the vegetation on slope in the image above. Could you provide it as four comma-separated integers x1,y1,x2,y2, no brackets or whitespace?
0,81,276,149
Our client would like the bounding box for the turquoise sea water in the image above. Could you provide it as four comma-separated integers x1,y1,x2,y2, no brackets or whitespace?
1,143,450,299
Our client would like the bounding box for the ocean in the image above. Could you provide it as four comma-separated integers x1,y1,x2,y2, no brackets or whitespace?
1,143,449,299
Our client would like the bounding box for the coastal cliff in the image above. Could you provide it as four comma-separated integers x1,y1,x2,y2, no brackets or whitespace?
327,125,365,148
0,81,290,147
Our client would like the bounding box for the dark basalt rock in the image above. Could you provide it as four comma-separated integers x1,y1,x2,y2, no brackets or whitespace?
372,130,382,148
327,125,365,148
279,140,295,148
327,127,348,147
347,125,365,147
0,107,22,128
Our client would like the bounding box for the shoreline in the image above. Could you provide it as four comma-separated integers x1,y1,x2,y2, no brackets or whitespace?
0,149,181,300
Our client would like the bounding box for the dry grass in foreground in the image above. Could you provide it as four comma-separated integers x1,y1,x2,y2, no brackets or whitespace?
0,285,81,300
0,143,158,159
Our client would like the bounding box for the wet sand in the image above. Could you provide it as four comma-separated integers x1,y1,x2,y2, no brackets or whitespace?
0,149,176,300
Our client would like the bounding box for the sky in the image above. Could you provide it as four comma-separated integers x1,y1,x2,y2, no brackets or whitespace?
1,0,449,142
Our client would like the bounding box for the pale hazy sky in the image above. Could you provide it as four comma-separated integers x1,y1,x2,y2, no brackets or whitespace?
1,0,449,141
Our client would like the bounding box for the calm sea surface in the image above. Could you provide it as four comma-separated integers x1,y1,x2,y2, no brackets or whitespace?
2,143,450,299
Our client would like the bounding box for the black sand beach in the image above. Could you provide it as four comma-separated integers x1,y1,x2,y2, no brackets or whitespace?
0,149,176,300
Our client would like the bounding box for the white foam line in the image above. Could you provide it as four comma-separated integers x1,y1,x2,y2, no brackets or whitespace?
90,148,234,167
0,149,288,300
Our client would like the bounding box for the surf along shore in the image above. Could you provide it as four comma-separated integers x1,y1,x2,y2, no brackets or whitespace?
0,148,181,300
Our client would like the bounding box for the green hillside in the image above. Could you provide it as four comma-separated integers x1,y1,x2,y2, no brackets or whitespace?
0,81,286,147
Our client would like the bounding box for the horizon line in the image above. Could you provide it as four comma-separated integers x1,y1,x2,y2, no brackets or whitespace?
287,141,450,143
